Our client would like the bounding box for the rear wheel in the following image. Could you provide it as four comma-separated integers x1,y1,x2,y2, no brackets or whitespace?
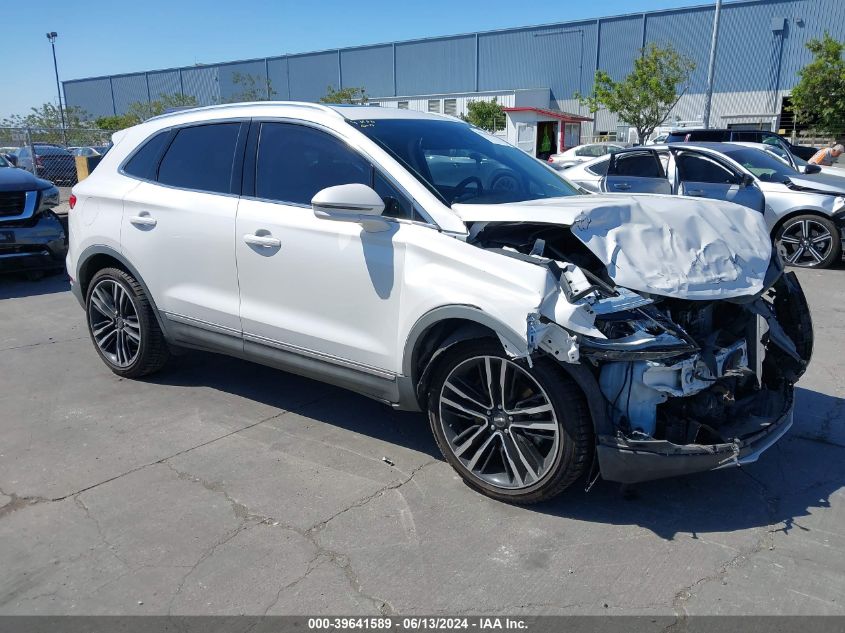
427,340,592,504
776,214,841,269
85,267,169,378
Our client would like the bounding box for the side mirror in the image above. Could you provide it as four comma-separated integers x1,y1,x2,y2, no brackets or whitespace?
742,173,755,187
312,183,390,232
802,164,822,174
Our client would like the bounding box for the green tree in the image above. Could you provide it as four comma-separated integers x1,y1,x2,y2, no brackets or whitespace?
94,113,141,132
577,43,695,144
1,102,90,130
460,98,506,132
223,72,276,103
127,93,200,123
320,85,368,104
790,32,845,138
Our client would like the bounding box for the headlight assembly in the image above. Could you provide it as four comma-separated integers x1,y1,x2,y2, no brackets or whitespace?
579,306,698,361
37,186,61,213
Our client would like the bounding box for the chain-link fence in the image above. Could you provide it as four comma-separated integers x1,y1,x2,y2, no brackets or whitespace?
0,126,113,187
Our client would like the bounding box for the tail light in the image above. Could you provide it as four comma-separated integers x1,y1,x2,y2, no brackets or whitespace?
69,194,77,210
547,156,554,163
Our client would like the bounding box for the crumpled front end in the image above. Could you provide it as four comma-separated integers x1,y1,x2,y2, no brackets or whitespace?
589,270,811,483
469,219,813,484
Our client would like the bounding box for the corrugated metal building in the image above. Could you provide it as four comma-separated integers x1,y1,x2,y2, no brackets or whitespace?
63,0,845,154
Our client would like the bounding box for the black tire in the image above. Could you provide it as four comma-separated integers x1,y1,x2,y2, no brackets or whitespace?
775,214,841,269
426,339,592,504
85,267,169,378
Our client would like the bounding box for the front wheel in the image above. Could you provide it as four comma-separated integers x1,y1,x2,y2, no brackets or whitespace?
776,215,841,269
85,267,170,378
427,340,592,504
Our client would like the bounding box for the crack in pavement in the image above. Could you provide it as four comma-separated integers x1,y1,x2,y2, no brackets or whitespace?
0,489,51,519
0,393,327,517
662,467,783,631
0,335,88,353
163,457,439,616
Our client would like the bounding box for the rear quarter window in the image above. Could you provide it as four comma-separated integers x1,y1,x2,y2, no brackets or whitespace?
123,131,172,180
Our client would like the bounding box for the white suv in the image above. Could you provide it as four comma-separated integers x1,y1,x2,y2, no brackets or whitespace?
67,102,813,503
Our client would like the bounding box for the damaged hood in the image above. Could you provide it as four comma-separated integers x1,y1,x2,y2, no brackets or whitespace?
787,172,845,195
454,194,772,299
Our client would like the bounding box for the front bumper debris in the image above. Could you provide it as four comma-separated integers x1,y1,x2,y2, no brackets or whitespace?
596,384,794,483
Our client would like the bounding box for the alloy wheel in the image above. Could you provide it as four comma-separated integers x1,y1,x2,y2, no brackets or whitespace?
438,355,560,490
88,279,142,368
779,218,834,267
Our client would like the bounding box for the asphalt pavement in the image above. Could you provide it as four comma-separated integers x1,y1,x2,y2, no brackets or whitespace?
0,267,843,617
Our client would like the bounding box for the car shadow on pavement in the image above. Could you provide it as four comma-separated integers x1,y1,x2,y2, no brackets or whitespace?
0,273,70,299
146,350,441,459
532,387,845,540
147,350,845,540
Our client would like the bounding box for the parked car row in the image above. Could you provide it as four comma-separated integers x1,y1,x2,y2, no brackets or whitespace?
65,102,813,504
563,141,845,268
4,144,111,186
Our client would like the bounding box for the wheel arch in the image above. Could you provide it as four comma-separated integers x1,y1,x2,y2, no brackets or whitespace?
76,245,171,338
771,208,839,237
401,306,611,437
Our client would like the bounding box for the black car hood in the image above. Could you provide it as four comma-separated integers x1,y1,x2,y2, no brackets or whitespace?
0,167,52,192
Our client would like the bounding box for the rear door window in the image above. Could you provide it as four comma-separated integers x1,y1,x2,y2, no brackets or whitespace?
686,130,729,142
609,151,665,178
157,123,241,194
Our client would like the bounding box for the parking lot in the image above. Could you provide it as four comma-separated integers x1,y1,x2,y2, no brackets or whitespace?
0,266,843,617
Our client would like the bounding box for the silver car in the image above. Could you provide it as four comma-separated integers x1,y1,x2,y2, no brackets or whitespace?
565,142,845,268
547,142,629,171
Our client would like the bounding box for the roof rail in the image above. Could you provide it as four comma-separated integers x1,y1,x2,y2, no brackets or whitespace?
144,100,343,124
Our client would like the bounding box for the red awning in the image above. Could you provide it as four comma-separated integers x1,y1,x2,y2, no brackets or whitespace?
502,107,592,123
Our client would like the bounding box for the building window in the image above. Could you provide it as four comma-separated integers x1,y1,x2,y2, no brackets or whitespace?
397,101,409,110
427,99,441,114
443,98,457,116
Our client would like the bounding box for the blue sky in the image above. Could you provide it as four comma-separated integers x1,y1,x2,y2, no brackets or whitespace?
2,0,701,119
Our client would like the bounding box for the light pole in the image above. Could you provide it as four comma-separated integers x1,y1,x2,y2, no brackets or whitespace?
46,31,67,144
702,0,723,129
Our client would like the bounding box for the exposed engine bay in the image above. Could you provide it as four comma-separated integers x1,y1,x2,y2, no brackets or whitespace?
469,220,813,483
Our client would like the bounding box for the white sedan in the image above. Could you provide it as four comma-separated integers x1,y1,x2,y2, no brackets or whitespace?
546,142,629,170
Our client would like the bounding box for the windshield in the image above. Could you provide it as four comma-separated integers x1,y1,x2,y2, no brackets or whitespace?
350,118,578,205
35,145,71,156
722,146,799,183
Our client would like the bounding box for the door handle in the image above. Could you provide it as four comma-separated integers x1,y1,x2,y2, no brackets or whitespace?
685,189,705,196
243,233,281,248
612,183,631,191
129,214,157,227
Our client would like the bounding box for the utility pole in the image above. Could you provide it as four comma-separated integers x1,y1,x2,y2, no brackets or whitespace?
702,0,723,129
46,31,67,144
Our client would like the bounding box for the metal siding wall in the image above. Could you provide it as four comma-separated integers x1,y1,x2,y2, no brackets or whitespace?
395,36,475,96
147,70,182,99
597,16,644,81
63,79,114,118
645,7,713,93
111,73,149,114
288,52,339,102
479,23,597,106
777,0,845,89
218,60,268,102
181,66,220,105
266,57,290,100
340,45,394,98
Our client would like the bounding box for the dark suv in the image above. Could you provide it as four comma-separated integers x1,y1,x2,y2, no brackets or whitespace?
12,144,78,185
0,162,67,277
665,128,818,161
